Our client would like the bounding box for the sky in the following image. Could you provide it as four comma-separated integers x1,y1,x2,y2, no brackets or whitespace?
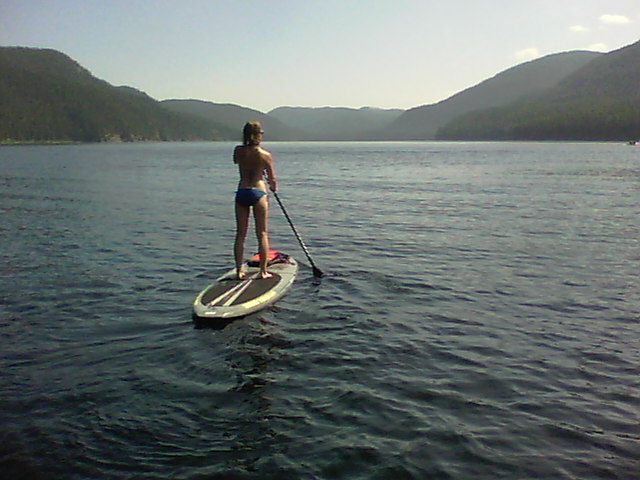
1,0,638,112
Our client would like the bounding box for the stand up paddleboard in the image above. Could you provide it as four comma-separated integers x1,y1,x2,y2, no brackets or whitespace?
193,251,298,320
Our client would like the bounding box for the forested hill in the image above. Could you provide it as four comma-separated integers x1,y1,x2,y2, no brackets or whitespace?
161,99,304,141
0,47,232,143
3,42,639,143
437,40,640,141
379,51,602,140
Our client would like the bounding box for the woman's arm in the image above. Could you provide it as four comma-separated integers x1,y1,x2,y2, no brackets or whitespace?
263,151,277,192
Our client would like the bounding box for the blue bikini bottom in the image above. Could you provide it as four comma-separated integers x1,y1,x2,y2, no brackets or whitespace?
235,188,267,207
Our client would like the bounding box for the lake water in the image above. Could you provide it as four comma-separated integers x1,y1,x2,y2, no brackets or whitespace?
0,141,638,479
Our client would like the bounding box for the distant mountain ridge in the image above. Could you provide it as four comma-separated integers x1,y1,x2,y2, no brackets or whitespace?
438,40,640,140
1,41,639,143
268,106,404,140
0,47,228,142
379,51,603,140
161,99,305,141
542,41,640,103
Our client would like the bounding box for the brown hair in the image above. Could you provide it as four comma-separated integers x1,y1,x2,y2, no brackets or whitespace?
242,121,263,146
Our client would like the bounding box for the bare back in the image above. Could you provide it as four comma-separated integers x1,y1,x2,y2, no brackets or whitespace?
233,145,277,192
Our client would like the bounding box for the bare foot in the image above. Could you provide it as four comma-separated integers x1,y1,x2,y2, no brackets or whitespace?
260,271,273,279
236,268,247,280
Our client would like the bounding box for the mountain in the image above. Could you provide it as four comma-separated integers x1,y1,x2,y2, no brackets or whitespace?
0,47,228,143
377,51,603,140
268,106,404,140
161,99,304,141
3,42,638,143
438,40,640,141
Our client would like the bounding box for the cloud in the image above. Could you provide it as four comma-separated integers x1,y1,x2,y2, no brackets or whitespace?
515,48,541,61
569,25,590,32
600,14,631,25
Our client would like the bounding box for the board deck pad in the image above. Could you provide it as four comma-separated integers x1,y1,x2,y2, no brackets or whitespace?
201,278,241,305
201,274,281,306
232,275,280,305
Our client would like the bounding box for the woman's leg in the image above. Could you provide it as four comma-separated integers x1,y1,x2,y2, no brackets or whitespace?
253,196,272,278
234,202,250,279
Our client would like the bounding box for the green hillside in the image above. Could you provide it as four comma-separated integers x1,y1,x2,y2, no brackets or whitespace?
3,41,639,143
161,99,303,141
437,40,640,141
0,47,228,143
380,51,602,140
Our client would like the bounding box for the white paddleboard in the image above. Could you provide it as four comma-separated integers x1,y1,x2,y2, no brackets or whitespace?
193,251,298,320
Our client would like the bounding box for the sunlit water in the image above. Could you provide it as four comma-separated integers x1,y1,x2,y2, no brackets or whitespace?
1,142,638,479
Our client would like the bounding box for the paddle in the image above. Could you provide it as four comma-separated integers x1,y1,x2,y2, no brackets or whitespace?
272,191,324,278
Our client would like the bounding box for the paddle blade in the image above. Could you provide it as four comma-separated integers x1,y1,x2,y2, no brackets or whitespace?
312,265,324,278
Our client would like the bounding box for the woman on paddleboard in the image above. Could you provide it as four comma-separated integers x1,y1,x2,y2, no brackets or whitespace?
233,121,278,279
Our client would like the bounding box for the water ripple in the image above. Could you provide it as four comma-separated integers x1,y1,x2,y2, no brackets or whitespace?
1,142,639,479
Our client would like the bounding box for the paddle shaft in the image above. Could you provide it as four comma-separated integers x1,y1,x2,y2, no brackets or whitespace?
272,191,323,277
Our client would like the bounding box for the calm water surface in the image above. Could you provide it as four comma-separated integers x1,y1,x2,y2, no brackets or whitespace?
1,142,638,479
